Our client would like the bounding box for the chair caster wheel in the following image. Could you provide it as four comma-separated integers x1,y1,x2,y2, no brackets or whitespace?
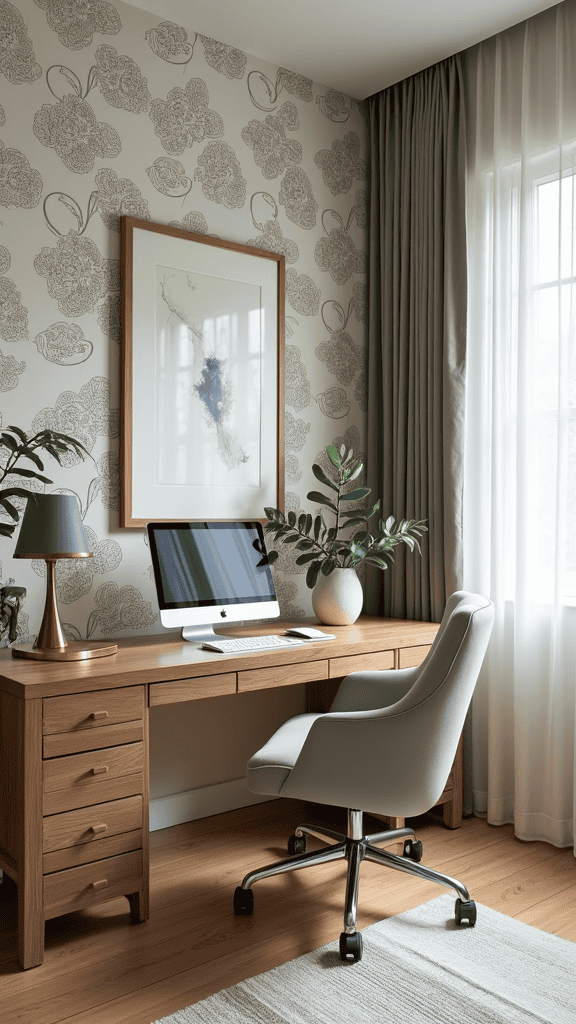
403,839,423,862
339,930,363,962
288,832,307,855
455,897,477,926
233,886,254,915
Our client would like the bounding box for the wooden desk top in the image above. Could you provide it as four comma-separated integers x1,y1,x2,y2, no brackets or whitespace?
0,616,440,700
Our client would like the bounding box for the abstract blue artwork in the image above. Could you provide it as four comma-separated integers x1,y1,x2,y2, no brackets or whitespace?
154,265,261,487
121,217,283,526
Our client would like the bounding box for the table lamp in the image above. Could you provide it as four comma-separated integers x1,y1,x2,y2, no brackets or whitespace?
11,494,117,661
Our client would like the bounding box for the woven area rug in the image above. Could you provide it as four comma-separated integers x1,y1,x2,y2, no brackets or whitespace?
151,893,575,1024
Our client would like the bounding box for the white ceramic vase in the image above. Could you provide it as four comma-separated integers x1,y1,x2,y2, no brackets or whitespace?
311,567,363,626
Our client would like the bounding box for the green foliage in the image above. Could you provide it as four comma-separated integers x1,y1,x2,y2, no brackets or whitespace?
264,445,427,588
0,426,91,539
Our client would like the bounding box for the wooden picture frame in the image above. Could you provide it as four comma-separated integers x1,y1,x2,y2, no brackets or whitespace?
120,217,285,528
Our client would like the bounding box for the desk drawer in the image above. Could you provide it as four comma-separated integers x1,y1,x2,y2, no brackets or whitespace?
398,645,432,669
43,850,142,919
329,650,394,678
43,686,145,735
43,829,143,875
43,795,142,854
238,660,328,692
43,743,143,797
149,672,236,706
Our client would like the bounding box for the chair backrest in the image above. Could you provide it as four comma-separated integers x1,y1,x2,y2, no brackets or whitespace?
280,592,494,817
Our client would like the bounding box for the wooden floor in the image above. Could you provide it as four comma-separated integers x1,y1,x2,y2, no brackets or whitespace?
1,800,575,1024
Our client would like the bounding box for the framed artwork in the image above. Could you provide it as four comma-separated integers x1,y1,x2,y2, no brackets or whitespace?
120,217,285,527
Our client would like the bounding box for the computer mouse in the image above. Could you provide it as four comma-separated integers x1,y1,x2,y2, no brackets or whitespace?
284,627,335,640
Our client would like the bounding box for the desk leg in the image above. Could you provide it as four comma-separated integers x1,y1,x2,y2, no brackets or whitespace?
442,737,463,829
18,698,44,969
306,677,342,714
128,701,150,923
126,891,146,922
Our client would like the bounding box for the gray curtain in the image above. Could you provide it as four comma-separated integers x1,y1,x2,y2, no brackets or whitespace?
364,55,467,623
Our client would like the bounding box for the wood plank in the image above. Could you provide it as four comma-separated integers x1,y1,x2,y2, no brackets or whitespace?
0,807,574,1024
329,650,394,677
43,744,143,795
18,698,44,970
149,673,236,706
43,830,143,874
0,692,22,871
43,721,144,758
442,736,463,828
0,618,440,699
398,645,432,668
43,851,143,919
43,797,142,855
43,687,144,735
238,660,328,692
43,775,144,816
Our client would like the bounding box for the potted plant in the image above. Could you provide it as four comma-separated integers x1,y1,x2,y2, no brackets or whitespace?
0,425,91,644
264,444,427,625
0,425,91,537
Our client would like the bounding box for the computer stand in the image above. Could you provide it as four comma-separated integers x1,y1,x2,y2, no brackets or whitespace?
181,624,230,644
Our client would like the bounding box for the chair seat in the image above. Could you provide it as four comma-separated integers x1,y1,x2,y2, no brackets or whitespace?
247,713,323,795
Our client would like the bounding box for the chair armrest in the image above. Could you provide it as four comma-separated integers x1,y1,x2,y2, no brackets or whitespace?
330,667,418,712
280,684,467,818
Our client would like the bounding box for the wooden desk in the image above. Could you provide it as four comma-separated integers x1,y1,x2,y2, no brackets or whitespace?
0,615,450,970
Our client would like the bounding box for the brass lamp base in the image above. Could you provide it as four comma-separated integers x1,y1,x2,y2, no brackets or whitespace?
12,641,118,661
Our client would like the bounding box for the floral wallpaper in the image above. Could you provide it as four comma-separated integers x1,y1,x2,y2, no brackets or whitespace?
0,0,368,647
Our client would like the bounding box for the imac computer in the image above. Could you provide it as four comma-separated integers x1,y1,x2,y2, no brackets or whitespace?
147,521,280,644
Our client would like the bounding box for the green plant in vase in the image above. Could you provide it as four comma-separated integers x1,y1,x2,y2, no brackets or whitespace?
264,444,427,624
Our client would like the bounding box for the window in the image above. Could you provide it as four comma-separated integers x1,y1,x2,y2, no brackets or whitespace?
526,168,576,600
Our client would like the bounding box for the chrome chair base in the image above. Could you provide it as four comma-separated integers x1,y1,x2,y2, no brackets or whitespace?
233,810,476,961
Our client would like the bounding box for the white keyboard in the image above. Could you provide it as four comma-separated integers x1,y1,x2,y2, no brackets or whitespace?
201,634,306,654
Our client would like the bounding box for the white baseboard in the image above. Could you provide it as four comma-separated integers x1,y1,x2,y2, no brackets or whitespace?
149,778,273,831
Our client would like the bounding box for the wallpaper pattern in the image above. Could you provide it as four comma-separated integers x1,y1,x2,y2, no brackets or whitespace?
0,0,368,645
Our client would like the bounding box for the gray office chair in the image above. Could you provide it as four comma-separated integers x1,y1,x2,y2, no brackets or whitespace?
233,591,494,961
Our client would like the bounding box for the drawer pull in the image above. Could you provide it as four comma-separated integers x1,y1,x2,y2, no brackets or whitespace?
90,879,108,891
89,824,108,835
91,765,109,775
90,711,109,721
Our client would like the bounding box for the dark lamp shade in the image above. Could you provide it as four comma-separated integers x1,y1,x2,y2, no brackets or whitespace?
13,494,92,558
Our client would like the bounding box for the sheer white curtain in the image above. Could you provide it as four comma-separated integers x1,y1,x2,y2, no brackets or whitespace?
462,1,576,849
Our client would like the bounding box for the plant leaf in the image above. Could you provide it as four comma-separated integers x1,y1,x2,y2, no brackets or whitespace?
306,490,338,513
341,486,371,503
364,556,389,570
8,467,53,483
0,432,18,451
306,560,322,589
0,487,39,500
0,497,19,520
312,463,337,491
296,551,319,565
7,425,27,441
326,444,342,469
18,447,44,471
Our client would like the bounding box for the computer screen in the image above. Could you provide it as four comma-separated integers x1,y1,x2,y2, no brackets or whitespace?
147,521,279,642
